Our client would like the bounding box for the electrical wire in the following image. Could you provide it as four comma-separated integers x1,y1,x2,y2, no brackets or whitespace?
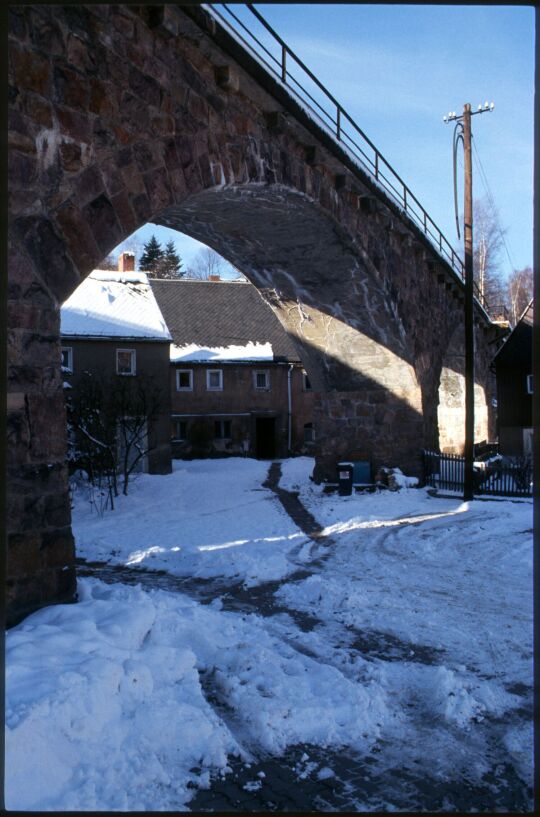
453,122,464,240
471,134,516,276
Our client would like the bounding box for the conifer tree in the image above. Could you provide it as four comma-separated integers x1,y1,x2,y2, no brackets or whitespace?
155,240,184,279
139,235,164,273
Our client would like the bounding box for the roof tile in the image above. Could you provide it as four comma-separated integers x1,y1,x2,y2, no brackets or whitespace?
150,279,301,361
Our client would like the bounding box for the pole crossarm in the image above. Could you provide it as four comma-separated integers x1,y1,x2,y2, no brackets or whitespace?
444,102,495,123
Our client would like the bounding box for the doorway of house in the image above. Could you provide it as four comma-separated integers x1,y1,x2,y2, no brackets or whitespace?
255,417,276,459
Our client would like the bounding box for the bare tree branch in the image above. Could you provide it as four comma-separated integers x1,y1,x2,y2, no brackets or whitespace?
185,247,228,280
507,266,533,326
66,372,163,503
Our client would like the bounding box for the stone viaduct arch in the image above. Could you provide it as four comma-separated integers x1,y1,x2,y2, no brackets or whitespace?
7,4,502,623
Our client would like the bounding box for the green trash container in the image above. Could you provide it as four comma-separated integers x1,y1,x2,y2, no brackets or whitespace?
337,461,354,496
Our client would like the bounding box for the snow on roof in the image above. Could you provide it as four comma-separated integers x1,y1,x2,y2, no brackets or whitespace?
520,298,534,326
493,298,533,362
90,270,148,284
61,270,172,341
170,341,274,363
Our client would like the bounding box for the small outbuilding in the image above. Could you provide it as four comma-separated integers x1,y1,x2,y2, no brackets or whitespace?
492,299,533,458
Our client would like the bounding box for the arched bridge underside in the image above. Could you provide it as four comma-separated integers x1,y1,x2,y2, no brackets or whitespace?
7,4,503,623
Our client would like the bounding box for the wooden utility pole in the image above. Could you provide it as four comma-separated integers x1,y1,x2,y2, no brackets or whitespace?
444,100,493,501
463,102,475,501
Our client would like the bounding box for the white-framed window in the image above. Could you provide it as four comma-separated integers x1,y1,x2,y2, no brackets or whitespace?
214,419,232,439
116,349,136,376
206,369,223,391
526,374,533,394
304,422,315,443
253,370,270,390
172,419,188,440
61,346,73,373
302,370,312,391
176,369,193,391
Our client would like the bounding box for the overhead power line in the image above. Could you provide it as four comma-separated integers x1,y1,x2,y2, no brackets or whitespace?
471,134,516,276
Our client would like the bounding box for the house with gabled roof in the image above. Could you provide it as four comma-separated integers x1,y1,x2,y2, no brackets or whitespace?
493,299,534,458
60,253,173,474
149,277,316,459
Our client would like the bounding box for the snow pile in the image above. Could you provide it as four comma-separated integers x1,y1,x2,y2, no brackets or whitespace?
60,270,172,340
6,577,390,811
5,581,240,811
387,467,419,489
170,341,273,362
208,634,388,754
72,458,307,587
431,666,501,728
373,465,419,489
360,659,522,734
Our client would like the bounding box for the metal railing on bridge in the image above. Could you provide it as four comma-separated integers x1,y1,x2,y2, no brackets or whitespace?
204,3,492,314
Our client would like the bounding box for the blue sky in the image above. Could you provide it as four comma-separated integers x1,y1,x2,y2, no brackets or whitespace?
115,4,535,278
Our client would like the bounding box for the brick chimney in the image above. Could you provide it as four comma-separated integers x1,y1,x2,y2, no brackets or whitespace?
118,252,135,272
209,274,221,282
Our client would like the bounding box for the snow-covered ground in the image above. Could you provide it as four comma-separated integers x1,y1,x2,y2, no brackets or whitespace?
72,458,309,587
5,458,533,811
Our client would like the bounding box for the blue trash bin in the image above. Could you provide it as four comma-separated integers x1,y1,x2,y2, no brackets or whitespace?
352,460,371,485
